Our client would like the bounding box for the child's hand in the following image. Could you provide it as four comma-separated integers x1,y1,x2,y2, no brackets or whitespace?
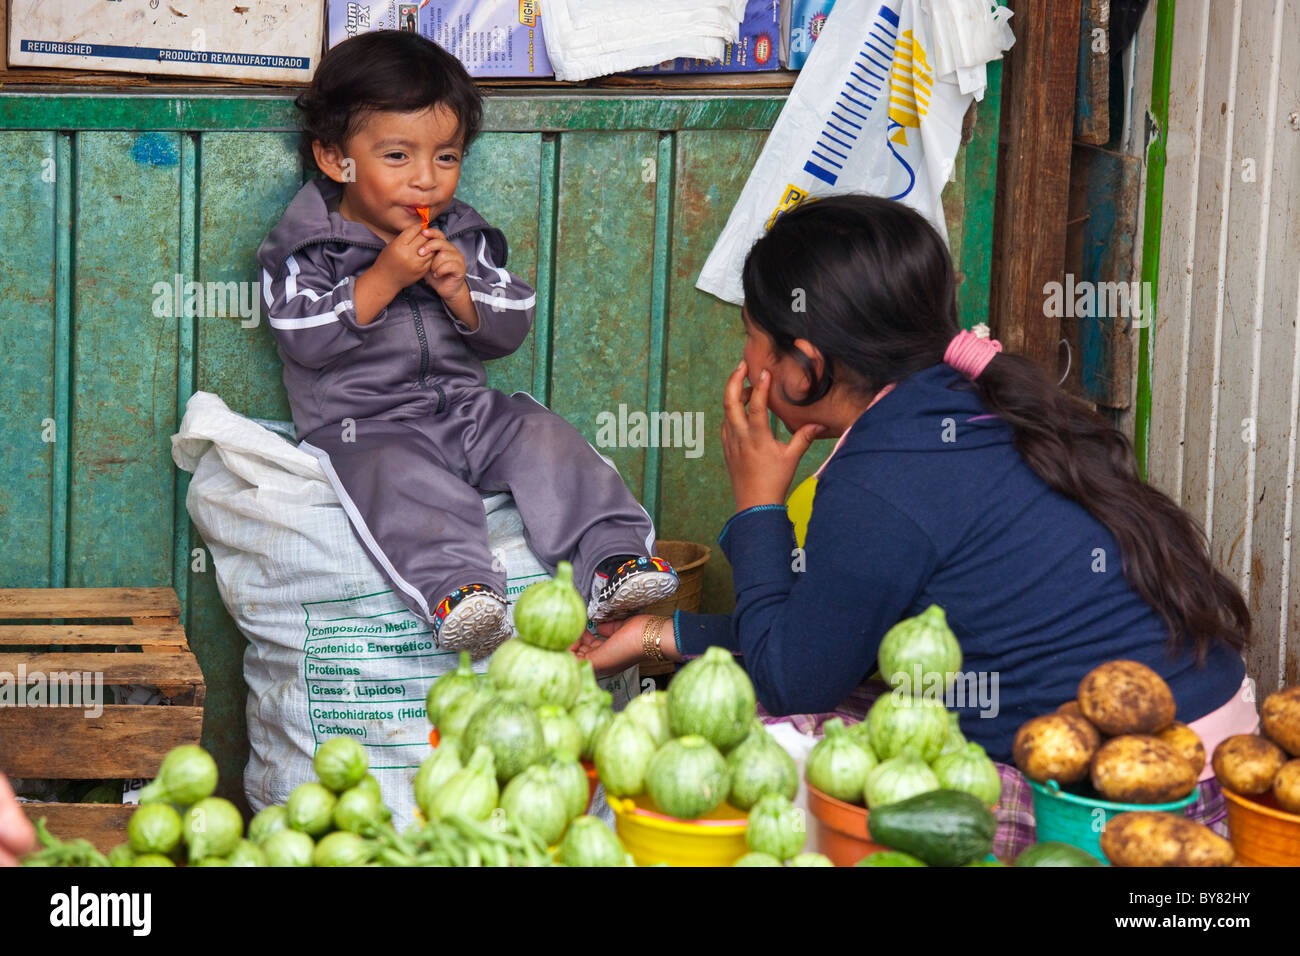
371,223,435,290
421,229,469,303
721,360,824,512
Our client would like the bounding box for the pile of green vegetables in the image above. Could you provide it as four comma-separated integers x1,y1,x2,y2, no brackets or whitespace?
594,644,798,818
807,606,1002,812
416,561,633,863
586,627,832,866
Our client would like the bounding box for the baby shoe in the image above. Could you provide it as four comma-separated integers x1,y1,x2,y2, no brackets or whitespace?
433,584,511,658
587,555,679,623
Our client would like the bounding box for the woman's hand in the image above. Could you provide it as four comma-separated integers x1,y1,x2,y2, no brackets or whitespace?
722,360,824,512
572,615,680,676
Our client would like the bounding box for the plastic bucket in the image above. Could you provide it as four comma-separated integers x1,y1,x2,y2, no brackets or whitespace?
1222,788,1300,866
806,783,887,866
1029,778,1198,863
606,794,748,866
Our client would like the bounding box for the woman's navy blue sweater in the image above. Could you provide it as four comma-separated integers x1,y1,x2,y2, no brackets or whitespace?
675,363,1244,763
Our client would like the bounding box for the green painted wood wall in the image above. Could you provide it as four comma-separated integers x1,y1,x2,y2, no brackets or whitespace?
0,76,1000,805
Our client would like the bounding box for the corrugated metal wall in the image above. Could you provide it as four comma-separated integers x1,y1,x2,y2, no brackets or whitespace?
1150,0,1299,691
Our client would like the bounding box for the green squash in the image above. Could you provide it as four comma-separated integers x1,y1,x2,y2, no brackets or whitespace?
666,646,757,751
863,750,941,809
734,851,783,867
488,638,581,709
537,705,584,761
1014,842,1103,867
867,693,951,762
726,719,798,811
806,717,877,805
559,816,630,867
439,676,496,741
623,691,673,748
425,651,479,726
866,789,997,867
464,692,545,783
428,745,499,822
571,691,615,762
787,852,834,867
501,763,572,847
546,753,591,820
513,561,588,651
877,604,962,696
931,741,1002,807
594,713,657,797
745,794,805,861
414,739,463,818
646,735,730,820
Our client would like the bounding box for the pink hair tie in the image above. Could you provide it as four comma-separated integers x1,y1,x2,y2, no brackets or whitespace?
944,325,1003,380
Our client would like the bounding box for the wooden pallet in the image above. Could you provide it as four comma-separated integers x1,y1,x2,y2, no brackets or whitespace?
0,587,204,852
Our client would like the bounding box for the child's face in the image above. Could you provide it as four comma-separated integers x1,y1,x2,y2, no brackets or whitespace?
318,105,465,242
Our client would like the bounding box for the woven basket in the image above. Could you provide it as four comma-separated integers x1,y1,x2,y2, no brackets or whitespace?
645,540,711,617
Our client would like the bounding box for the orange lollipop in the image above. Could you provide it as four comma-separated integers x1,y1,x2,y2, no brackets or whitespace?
417,206,430,229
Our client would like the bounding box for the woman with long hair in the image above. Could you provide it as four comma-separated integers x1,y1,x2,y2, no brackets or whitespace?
579,194,1257,854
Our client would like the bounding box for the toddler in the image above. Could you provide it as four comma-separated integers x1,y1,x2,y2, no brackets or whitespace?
257,31,676,657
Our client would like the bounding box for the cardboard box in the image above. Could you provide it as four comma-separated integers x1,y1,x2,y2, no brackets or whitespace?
628,0,780,75
327,1,553,79
6,0,324,83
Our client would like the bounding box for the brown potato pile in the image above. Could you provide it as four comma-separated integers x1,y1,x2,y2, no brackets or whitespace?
1091,736,1198,804
1077,660,1176,736
1261,686,1300,757
1156,722,1206,776
1211,734,1287,796
1013,713,1099,785
1100,812,1235,867
1274,760,1300,814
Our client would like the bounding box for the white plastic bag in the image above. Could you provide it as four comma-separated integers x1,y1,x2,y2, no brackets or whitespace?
172,391,638,829
697,0,1014,305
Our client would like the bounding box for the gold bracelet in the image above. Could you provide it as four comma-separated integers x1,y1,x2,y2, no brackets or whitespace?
642,617,667,662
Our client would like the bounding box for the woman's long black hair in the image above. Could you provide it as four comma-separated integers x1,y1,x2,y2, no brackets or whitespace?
741,193,1249,662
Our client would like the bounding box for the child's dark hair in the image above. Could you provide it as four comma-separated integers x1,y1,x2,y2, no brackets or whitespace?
295,30,483,172
742,193,1250,663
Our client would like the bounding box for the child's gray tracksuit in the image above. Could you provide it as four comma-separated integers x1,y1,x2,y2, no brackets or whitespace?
256,178,655,625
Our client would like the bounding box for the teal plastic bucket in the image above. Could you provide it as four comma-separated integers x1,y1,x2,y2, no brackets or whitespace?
1028,779,1199,863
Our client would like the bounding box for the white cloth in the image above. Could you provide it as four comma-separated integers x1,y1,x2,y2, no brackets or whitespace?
924,0,1015,98
537,0,747,81
696,0,1015,305
172,391,640,829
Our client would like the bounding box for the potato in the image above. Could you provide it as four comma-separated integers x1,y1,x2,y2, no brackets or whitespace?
1100,811,1235,867
1212,734,1287,795
1091,735,1198,803
1155,722,1206,775
1013,713,1100,784
1261,686,1300,757
1273,759,1300,814
1057,700,1085,719
1077,660,1176,736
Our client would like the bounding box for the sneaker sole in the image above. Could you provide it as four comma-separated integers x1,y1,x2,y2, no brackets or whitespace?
588,572,680,623
437,594,509,657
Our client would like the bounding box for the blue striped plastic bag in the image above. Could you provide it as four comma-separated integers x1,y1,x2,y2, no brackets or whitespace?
697,0,1013,305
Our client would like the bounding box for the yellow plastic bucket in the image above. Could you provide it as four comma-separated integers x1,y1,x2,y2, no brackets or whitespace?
606,794,748,867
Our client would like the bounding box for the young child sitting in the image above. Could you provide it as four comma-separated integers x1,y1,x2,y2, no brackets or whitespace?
257,31,677,657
